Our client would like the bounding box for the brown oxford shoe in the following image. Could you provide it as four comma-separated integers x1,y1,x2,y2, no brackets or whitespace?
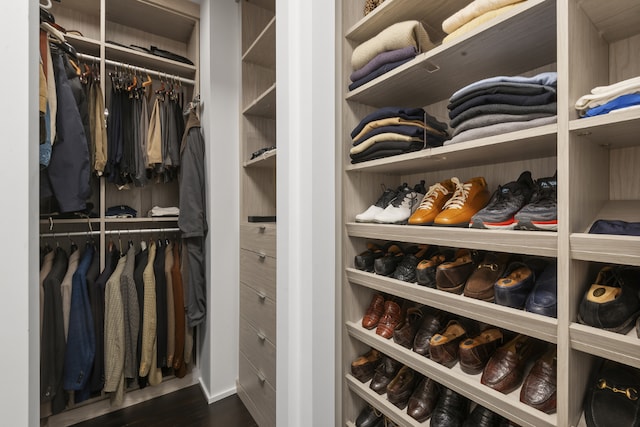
463,252,511,302
459,328,503,375
376,299,406,339
393,306,426,349
369,355,402,394
351,348,382,383
407,376,440,422
520,347,557,414
481,334,543,394
386,366,419,409
429,320,467,368
362,293,385,330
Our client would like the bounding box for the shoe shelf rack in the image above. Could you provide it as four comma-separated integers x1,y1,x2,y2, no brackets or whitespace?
338,0,640,426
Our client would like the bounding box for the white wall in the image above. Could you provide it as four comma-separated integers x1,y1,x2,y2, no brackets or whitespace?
197,0,241,403
0,2,39,426
276,0,337,426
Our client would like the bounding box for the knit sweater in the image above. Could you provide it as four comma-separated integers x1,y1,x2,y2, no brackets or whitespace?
443,0,524,34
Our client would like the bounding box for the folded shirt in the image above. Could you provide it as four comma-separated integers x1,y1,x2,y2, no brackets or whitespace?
351,140,425,164
148,206,180,217
588,219,640,236
445,115,557,145
575,75,640,114
350,133,423,155
350,46,417,82
452,112,555,136
450,72,558,103
348,57,414,91
105,204,137,218
448,90,557,120
448,82,556,110
442,0,524,34
582,93,640,118
351,107,447,138
351,20,435,71
450,102,557,128
353,124,430,146
443,3,521,44
352,117,426,142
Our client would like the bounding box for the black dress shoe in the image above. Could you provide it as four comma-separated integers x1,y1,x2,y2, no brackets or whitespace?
431,387,470,427
393,306,425,349
407,376,440,422
584,360,640,427
355,405,383,427
374,244,404,276
413,311,447,357
369,355,402,394
525,262,557,318
355,242,385,272
392,245,433,282
463,405,506,427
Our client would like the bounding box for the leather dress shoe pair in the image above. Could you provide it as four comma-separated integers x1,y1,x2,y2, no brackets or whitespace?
481,334,544,394
520,346,556,414
393,306,426,348
464,252,511,302
459,328,503,375
430,320,467,368
525,262,557,318
431,387,470,427
416,249,455,287
376,299,407,339
355,242,386,272
362,293,385,330
494,258,548,309
578,265,640,334
463,405,508,427
355,404,383,427
386,366,419,409
374,244,405,276
413,310,448,357
407,376,440,422
370,355,402,394
351,348,382,383
392,244,434,282
436,249,481,294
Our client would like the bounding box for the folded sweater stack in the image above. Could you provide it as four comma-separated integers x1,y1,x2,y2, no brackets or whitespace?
350,107,449,164
442,0,526,44
445,71,558,145
349,20,435,91
575,76,640,118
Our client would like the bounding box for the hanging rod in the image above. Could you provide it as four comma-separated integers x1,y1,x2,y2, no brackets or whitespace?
76,52,196,86
40,227,181,238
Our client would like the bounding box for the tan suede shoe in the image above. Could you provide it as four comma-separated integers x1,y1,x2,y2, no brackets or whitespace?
433,177,491,227
408,179,456,225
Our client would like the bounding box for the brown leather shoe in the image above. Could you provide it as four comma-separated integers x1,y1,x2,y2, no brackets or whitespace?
376,300,406,339
370,355,402,394
393,306,425,348
413,311,448,357
386,366,419,409
350,348,382,383
416,249,455,288
408,179,456,225
481,334,542,393
436,249,477,294
520,347,557,414
407,376,440,422
464,252,511,301
429,320,467,368
362,293,385,330
459,328,503,375
433,176,491,227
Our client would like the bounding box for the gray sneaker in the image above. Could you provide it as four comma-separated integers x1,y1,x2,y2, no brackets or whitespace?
515,172,557,231
470,171,536,229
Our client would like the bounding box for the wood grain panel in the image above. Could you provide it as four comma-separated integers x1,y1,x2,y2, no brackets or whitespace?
578,0,640,42
240,249,276,301
240,283,277,345
571,323,640,369
240,223,277,256
610,146,640,199
242,1,275,54
242,63,276,110
238,353,277,427
243,17,276,69
240,316,276,388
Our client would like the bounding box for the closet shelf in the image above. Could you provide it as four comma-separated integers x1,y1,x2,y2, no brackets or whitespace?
40,218,100,225
105,43,197,78
578,0,640,42
66,33,101,57
242,17,276,68
346,223,558,258
345,124,557,174
347,268,558,343
345,0,555,108
244,149,277,168
345,0,469,43
346,323,558,427
569,109,640,149
104,217,180,224
243,83,277,118
570,323,640,370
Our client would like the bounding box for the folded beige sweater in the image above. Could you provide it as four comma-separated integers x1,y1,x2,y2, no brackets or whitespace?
443,3,520,44
350,133,422,155
351,20,434,71
443,0,524,34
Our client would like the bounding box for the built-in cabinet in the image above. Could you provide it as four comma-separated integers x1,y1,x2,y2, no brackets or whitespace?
338,1,640,426
39,0,200,425
238,1,277,426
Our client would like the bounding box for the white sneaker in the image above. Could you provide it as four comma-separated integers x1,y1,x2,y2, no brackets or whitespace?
355,185,403,222
373,186,424,224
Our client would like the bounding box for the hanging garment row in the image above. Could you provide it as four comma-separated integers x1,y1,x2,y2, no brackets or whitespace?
40,237,194,415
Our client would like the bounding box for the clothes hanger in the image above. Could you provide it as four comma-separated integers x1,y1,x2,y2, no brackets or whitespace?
69,59,82,77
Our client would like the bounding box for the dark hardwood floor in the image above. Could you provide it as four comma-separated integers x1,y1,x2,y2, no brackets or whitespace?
71,385,258,427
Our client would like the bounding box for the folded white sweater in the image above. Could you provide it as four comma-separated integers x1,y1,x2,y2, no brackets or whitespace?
575,75,640,114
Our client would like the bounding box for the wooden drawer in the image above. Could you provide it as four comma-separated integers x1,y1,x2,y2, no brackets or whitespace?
240,223,276,257
240,315,276,388
239,352,276,427
240,282,277,345
240,248,276,301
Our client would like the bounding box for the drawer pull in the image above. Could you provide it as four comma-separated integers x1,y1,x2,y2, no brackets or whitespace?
259,225,266,233
258,251,266,261
257,291,267,301
257,372,266,384
257,331,266,342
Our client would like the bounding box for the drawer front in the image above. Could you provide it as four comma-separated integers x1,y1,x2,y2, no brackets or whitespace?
240,315,276,388
240,223,276,257
239,352,276,427
240,282,277,345
240,249,276,301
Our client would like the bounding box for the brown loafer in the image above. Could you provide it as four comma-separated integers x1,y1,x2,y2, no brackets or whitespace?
481,334,543,393
407,376,440,422
429,320,467,368
362,293,385,330
520,347,557,414
386,366,419,409
436,249,477,294
350,348,382,383
369,355,402,394
459,328,503,375
463,252,510,302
